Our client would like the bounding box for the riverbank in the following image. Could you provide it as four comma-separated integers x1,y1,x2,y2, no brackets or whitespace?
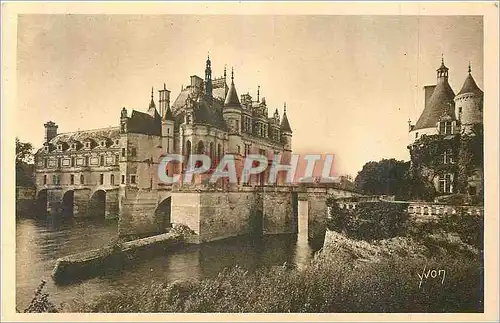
62,227,482,313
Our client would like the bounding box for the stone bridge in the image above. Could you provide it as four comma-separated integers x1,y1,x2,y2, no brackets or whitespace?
34,184,361,243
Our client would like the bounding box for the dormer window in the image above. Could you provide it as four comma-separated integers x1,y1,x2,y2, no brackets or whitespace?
85,142,90,149
115,140,119,145
44,146,49,152
57,144,62,151
71,143,76,149
186,113,192,124
100,141,106,147
439,121,452,135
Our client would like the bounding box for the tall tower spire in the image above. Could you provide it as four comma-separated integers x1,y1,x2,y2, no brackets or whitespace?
257,85,260,102
231,66,234,83
205,53,213,97
468,61,472,74
149,87,155,108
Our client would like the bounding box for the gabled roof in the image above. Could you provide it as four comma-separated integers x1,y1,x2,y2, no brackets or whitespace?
457,73,483,96
413,80,456,131
128,110,162,136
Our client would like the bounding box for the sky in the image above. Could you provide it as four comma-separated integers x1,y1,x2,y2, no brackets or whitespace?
16,15,483,177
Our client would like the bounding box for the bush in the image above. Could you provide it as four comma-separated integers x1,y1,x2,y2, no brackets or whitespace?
80,250,482,313
20,280,58,313
327,201,409,241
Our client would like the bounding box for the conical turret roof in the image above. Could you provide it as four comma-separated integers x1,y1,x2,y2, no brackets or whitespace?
457,73,483,96
280,108,292,133
413,73,456,131
224,82,240,106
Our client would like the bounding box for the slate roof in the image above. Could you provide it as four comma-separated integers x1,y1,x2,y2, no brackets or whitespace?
37,126,120,153
457,73,483,96
280,110,292,133
224,81,240,106
128,110,162,136
413,80,456,131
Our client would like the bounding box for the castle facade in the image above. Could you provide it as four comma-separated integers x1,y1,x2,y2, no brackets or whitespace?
408,58,483,199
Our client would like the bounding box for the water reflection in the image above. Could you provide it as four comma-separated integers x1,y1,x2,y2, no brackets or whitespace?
16,216,319,310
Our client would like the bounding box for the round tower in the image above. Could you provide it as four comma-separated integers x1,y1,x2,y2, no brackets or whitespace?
280,103,292,152
223,67,243,155
454,62,483,133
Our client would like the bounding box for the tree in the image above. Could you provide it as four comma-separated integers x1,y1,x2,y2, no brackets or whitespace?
16,137,35,187
354,158,410,200
16,137,34,165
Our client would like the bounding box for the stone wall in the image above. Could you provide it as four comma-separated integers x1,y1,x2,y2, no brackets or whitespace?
119,187,163,237
262,189,297,235
169,188,299,243
199,192,257,242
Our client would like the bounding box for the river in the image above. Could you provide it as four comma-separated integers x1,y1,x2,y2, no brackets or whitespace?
16,204,320,310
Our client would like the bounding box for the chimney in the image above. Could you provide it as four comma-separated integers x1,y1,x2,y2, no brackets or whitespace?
423,85,436,108
158,83,171,118
44,121,58,143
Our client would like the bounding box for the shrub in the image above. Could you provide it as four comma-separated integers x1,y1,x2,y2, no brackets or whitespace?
79,249,482,313
21,280,58,313
327,201,409,241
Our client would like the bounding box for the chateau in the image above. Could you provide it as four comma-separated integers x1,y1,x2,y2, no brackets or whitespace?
31,56,327,242
408,57,483,199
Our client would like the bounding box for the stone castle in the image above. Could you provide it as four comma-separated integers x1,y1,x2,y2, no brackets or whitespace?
33,56,354,242
408,57,484,198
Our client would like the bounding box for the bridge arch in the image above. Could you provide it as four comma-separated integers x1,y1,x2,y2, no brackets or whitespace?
61,190,74,218
88,189,106,218
155,196,172,232
35,189,48,217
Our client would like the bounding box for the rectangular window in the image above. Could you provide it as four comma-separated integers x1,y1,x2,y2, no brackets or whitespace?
71,157,75,167
440,121,452,135
85,156,89,166
121,175,125,184
100,173,104,185
439,174,453,193
121,148,126,157
43,175,47,185
70,174,74,185
131,148,137,157
43,158,48,168
100,155,105,166
110,174,115,185
80,174,84,184
115,153,120,165
57,158,62,168
130,175,136,184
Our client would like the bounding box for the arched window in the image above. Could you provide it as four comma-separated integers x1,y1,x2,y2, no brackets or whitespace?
197,141,205,154
209,142,214,166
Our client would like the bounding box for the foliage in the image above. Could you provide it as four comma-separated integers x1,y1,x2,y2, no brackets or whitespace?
20,280,59,313
456,124,484,194
170,223,196,236
326,201,409,241
80,250,482,313
16,137,35,187
16,137,34,165
354,159,410,200
408,209,483,249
